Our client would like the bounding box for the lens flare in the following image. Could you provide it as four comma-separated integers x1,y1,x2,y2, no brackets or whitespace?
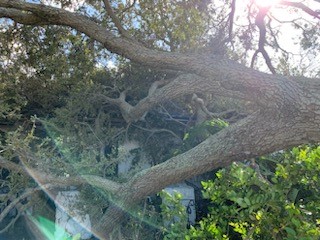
254,0,280,8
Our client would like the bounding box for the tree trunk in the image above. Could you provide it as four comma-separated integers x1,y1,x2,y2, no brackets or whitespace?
1,1,320,239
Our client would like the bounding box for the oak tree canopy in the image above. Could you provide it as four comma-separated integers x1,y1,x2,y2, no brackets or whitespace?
0,0,319,238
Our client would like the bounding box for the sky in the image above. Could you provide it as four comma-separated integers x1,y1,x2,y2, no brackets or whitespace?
234,0,320,75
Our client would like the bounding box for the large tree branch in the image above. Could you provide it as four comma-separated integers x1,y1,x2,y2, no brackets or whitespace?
94,74,320,237
101,73,240,123
0,156,121,194
100,74,208,122
1,1,319,109
1,2,320,239
0,7,49,24
99,70,316,123
95,102,320,236
0,0,193,71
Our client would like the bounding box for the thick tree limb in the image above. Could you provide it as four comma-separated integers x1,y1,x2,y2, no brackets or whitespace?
0,1,318,106
93,74,320,237
0,156,121,194
99,70,318,124
81,175,121,194
1,2,320,239
0,0,190,71
0,7,49,25
96,103,320,236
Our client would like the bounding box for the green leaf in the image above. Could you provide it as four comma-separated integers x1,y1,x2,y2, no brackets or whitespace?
285,227,297,237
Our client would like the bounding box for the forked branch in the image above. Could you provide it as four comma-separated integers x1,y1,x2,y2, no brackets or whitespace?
251,7,276,74
103,0,132,39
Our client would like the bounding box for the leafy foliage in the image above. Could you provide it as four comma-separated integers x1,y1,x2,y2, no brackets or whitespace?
179,119,228,153
160,190,189,240
138,0,210,51
0,23,96,120
184,146,320,240
0,0,320,239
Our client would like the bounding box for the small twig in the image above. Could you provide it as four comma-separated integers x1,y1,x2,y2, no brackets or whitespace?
132,124,182,143
266,17,292,55
249,158,271,185
120,0,137,15
280,1,320,20
76,121,103,145
158,105,188,127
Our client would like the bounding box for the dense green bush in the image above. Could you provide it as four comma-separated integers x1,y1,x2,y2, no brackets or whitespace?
164,146,320,240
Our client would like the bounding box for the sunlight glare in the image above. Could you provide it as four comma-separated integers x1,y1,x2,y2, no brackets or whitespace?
254,0,280,8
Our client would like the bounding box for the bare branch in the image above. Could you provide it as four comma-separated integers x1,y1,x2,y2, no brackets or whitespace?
147,78,172,97
0,186,48,223
252,7,276,74
266,17,293,55
121,0,137,15
99,91,135,122
280,1,320,19
0,202,32,234
250,49,259,69
191,94,243,123
103,0,131,39
226,0,237,42
99,75,206,123
158,104,189,127
131,124,182,143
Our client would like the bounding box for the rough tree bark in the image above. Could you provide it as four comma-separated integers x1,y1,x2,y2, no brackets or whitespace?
0,1,320,239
